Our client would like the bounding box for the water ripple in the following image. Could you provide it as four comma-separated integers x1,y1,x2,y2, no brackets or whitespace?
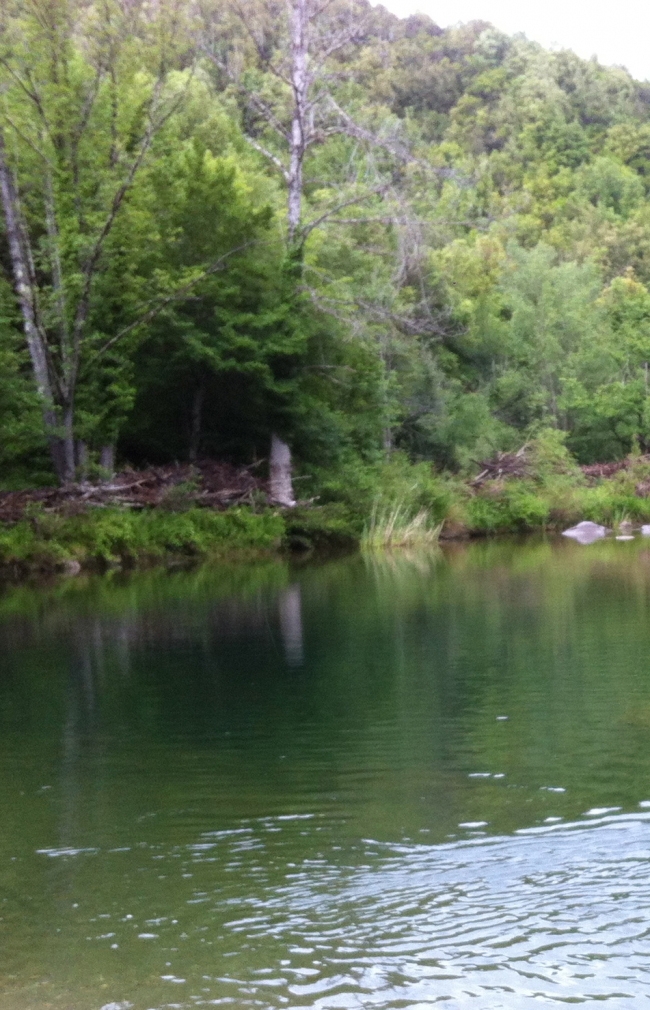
205,813,650,1008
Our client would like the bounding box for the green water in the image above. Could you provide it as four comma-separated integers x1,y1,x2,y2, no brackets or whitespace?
3,537,650,1008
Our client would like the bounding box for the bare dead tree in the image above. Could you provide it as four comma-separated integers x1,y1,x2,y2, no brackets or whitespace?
199,0,413,481
199,0,405,244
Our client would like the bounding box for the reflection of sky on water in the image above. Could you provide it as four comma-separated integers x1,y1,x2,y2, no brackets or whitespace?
3,540,650,1006
26,811,650,1009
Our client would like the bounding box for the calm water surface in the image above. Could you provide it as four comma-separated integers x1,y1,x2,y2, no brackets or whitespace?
3,538,650,1008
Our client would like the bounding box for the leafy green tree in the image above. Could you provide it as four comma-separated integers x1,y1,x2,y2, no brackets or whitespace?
562,273,650,460
0,0,191,480
5,0,650,490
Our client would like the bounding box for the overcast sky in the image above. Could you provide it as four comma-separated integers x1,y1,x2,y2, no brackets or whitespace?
375,0,650,81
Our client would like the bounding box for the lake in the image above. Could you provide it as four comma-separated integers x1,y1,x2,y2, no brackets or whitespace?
3,536,650,1008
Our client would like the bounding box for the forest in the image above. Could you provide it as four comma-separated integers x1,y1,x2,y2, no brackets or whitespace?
3,0,650,561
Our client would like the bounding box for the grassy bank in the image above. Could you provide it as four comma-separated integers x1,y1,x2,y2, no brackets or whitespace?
447,436,650,536
0,507,286,575
295,433,650,548
3,432,650,575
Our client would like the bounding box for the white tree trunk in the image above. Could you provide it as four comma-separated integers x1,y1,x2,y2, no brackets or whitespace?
269,433,296,506
287,0,308,241
0,128,70,479
100,444,115,478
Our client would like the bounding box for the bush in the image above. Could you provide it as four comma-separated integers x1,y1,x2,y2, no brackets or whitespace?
312,452,455,528
527,428,584,480
0,506,285,572
283,503,359,551
466,481,551,532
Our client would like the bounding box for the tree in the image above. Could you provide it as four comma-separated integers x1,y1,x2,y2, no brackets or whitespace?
199,0,407,243
199,0,437,467
0,0,189,481
0,273,45,479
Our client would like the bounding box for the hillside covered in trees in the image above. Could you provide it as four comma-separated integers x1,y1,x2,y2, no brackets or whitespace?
3,0,650,554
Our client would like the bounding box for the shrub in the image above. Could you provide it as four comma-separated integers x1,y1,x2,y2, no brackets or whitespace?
0,507,285,571
283,503,359,551
466,480,551,532
312,452,455,529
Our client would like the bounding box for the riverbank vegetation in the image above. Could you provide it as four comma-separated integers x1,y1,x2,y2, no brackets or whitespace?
3,0,650,566
2,432,650,572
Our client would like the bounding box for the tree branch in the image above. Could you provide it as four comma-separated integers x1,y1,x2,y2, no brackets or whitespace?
231,1,292,85
70,74,191,360
201,47,291,142
326,97,411,163
3,114,51,164
310,16,371,71
300,184,390,238
244,136,290,180
0,60,50,132
308,0,338,20
70,65,103,152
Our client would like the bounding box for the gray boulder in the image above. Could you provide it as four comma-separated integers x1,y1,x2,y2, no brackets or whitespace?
562,521,609,545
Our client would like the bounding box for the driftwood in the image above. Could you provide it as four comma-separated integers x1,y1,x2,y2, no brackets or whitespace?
471,446,530,486
0,460,272,524
581,460,629,479
581,454,650,486
473,448,650,488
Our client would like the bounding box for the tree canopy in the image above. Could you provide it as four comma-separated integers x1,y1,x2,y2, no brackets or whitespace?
2,0,650,488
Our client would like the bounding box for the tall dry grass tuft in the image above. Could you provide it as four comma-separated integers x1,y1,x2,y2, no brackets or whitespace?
362,498,442,549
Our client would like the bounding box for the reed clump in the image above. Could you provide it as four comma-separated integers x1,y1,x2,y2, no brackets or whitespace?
362,498,442,550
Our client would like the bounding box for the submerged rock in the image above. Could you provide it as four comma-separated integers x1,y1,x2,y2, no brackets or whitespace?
562,521,609,545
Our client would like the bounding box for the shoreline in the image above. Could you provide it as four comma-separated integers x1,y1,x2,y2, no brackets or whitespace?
3,446,650,580
0,496,647,582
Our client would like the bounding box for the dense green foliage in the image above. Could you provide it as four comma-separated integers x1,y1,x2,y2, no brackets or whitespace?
0,506,284,571
5,449,650,571
3,0,650,506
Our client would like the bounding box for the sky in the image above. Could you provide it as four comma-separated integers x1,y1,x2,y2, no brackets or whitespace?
375,0,650,81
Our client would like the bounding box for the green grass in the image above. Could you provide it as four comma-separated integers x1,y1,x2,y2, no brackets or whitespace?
362,498,442,549
0,506,285,573
458,475,650,535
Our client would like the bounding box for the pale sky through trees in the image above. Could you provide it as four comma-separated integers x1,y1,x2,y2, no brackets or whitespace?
375,0,650,81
